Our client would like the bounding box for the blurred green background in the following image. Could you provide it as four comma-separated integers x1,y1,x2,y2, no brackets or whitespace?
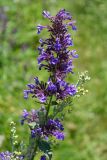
0,0,107,159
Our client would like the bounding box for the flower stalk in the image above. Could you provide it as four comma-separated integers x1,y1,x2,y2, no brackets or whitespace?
25,137,39,160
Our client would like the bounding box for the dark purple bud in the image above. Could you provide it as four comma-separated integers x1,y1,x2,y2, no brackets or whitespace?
31,130,36,138
27,84,35,89
34,77,39,85
20,119,24,125
40,155,46,160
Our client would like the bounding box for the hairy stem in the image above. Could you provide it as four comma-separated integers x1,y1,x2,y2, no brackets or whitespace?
46,96,53,121
25,137,39,160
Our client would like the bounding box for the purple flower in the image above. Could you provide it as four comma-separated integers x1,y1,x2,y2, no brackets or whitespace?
37,25,47,34
66,84,77,96
0,151,12,160
50,56,58,65
42,10,51,19
23,90,31,99
22,109,29,118
67,21,77,30
47,81,57,95
56,81,77,100
24,78,47,103
36,92,47,103
21,108,39,126
0,151,24,160
38,51,50,64
31,128,42,138
27,84,35,89
69,50,78,58
56,9,72,20
34,77,39,85
53,131,64,140
64,34,73,46
54,38,61,51
40,155,46,160
38,52,47,64
38,47,44,53
45,119,64,139
55,119,64,131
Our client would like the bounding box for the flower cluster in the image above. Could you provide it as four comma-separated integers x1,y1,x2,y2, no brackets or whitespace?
0,151,24,160
22,9,79,159
21,109,64,140
24,77,76,103
0,151,12,160
24,9,78,103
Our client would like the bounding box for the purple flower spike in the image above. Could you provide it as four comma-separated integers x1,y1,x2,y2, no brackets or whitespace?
23,10,78,152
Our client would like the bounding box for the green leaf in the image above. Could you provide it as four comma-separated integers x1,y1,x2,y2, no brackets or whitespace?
38,140,51,153
51,101,58,105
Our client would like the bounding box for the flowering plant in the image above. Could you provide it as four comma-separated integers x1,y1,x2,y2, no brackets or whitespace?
0,9,90,160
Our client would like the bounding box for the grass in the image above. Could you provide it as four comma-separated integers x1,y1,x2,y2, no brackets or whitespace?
0,0,107,159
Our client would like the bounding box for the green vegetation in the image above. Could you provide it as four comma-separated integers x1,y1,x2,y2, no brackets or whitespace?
0,0,107,159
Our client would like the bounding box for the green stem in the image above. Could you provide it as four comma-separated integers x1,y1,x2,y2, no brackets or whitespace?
25,137,39,160
46,96,53,121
